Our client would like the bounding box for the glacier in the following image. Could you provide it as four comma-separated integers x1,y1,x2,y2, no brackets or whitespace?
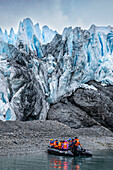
0,18,113,121
0,18,57,48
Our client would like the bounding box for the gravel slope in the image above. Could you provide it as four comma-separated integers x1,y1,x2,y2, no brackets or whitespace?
0,120,113,156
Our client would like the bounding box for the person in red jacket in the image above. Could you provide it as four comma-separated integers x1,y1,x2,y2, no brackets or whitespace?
49,139,54,148
62,140,69,150
54,140,58,148
58,141,62,149
74,137,83,151
74,137,82,148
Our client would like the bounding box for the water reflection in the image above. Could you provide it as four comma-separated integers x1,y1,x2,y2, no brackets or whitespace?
0,150,113,170
49,155,83,170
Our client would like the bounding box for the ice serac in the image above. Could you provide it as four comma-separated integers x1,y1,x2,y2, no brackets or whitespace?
34,23,42,42
0,28,4,40
4,30,8,43
89,24,113,35
42,25,57,44
16,18,56,55
8,28,16,45
17,18,35,52
0,18,57,57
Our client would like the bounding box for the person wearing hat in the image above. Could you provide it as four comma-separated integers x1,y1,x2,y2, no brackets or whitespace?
68,138,72,146
49,139,54,148
74,137,83,151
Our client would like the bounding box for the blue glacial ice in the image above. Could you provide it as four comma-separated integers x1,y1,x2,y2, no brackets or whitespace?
0,19,113,120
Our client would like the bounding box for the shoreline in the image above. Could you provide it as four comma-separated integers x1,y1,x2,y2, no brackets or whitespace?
0,120,113,156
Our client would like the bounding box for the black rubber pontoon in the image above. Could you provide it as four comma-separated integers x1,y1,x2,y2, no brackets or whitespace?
48,147,92,157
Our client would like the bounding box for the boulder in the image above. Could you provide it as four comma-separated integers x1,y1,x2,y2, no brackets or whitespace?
48,81,113,132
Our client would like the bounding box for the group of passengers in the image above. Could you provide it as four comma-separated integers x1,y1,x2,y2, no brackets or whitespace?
49,137,82,151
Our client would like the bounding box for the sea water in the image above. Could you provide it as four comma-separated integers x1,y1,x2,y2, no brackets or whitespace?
0,150,113,170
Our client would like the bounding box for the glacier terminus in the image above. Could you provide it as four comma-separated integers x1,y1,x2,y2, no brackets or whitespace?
0,18,113,124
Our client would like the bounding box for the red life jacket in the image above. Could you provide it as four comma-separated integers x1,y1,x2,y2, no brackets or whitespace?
75,139,81,147
58,142,62,149
75,141,80,146
63,142,68,149
54,141,58,148
74,138,79,142
50,141,54,147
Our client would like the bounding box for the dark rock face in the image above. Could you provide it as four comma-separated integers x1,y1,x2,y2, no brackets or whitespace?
47,81,113,132
47,100,98,129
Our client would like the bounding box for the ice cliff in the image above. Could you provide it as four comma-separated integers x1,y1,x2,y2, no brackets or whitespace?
0,18,57,47
0,18,113,127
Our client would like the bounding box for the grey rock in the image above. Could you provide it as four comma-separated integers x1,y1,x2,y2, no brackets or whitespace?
47,101,98,129
48,81,113,132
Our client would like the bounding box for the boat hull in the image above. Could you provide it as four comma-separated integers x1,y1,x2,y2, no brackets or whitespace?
48,147,74,156
48,147,92,157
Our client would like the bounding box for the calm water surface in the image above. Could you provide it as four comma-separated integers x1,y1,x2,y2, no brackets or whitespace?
0,150,113,170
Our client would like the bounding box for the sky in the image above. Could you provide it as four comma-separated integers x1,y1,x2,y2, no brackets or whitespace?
0,0,113,34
